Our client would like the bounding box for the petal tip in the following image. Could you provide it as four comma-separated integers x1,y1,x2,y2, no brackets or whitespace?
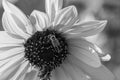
100,20,108,26
2,0,10,12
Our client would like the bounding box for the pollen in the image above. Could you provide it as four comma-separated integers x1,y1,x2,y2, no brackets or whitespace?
24,29,69,80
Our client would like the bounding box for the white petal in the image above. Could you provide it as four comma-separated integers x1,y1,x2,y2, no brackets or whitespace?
10,61,30,80
2,12,15,33
2,0,28,25
0,59,10,67
0,47,24,61
2,12,30,39
30,10,50,31
68,55,115,80
0,53,24,75
54,6,78,29
45,0,63,22
69,38,101,67
0,31,24,44
66,20,107,38
54,67,72,80
2,0,33,34
0,43,22,49
62,62,90,80
101,54,111,61
0,61,20,80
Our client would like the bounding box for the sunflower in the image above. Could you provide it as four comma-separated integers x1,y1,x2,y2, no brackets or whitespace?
0,0,114,80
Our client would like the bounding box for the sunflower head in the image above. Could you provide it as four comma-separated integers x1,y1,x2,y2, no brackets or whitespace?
0,0,114,80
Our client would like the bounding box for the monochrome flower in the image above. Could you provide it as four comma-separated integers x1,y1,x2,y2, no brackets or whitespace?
0,0,114,80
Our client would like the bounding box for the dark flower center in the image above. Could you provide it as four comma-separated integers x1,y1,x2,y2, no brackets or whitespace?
24,28,69,80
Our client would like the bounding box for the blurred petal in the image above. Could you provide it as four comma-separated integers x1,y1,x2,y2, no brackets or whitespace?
0,31,24,44
19,74,26,80
30,10,50,31
2,0,33,34
24,70,39,80
62,62,90,80
54,6,78,29
54,67,72,80
45,0,63,22
2,12,30,39
10,61,29,80
68,38,95,50
69,38,101,67
68,55,115,80
66,20,107,38
0,47,24,61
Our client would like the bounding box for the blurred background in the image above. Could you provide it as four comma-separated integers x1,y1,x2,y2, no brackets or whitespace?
0,0,120,79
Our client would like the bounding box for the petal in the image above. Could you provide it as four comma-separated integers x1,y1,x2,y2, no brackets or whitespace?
0,47,24,61
68,37,103,56
45,0,63,22
54,67,72,80
0,53,24,75
62,62,90,80
19,74,26,80
54,6,78,30
68,38,95,50
0,59,10,67
30,10,50,31
2,12,30,39
0,62,20,80
70,46,101,68
24,70,39,80
66,20,107,38
2,0,33,34
69,38,101,67
0,31,24,44
68,55,115,80
10,61,30,80
0,43,22,49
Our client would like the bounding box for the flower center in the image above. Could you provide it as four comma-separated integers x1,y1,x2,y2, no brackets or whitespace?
24,29,69,80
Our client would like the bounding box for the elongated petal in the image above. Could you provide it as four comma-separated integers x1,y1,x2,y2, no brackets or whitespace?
0,47,24,61
62,62,90,80
10,61,30,80
0,31,24,44
0,62,20,80
68,37,103,55
66,20,107,38
30,10,50,31
0,59,10,67
69,38,101,67
2,12,30,39
2,0,33,34
70,46,101,67
0,43,22,49
68,55,115,80
45,0,63,22
0,53,24,75
54,6,78,29
68,38,95,50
